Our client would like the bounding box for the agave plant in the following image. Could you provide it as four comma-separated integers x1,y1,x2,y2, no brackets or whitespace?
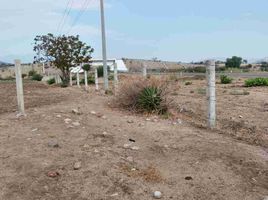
137,86,164,113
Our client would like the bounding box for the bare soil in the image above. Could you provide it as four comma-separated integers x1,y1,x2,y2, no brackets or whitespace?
0,80,268,200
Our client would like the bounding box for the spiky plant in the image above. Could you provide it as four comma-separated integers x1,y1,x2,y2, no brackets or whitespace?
137,87,165,113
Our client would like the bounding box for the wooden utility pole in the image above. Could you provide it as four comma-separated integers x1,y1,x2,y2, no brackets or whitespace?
15,59,25,116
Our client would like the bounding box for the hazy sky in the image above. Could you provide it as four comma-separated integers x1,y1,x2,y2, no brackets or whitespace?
0,0,267,63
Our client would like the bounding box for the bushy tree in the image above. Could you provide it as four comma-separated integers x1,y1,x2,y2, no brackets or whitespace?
33,33,94,81
225,56,243,68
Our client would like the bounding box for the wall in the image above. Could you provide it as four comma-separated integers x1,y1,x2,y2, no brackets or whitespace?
0,64,43,79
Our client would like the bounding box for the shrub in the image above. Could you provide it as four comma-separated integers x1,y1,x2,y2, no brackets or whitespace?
61,80,69,88
220,75,232,84
80,76,95,85
47,78,56,85
22,74,27,79
245,78,268,87
230,90,250,95
31,74,43,81
108,74,114,81
28,70,37,77
97,66,110,77
137,87,166,113
114,76,170,114
185,81,192,86
82,64,91,71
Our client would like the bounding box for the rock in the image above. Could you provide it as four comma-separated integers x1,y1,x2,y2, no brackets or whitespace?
123,143,132,149
64,118,72,124
31,128,38,132
110,193,119,197
126,156,134,162
101,115,107,119
153,191,162,199
56,114,62,118
94,149,100,153
185,176,193,180
263,196,268,200
239,115,243,119
131,146,140,150
72,109,81,115
153,119,158,122
129,138,136,143
72,122,80,126
145,118,151,121
177,119,182,124
74,161,82,170
47,171,60,178
83,144,90,148
48,140,59,148
90,111,97,115
127,119,134,123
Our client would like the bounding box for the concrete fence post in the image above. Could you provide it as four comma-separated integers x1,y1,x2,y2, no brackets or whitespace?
15,59,25,116
70,72,73,86
77,72,80,88
206,60,216,128
84,70,88,90
114,61,118,84
95,67,99,91
142,63,147,78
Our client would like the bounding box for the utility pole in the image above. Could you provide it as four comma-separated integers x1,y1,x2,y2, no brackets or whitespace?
100,0,109,91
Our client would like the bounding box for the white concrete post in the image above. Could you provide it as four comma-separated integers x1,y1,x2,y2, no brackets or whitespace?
84,70,88,90
95,67,99,91
70,72,73,86
15,59,25,115
77,72,80,88
142,63,147,78
114,61,118,85
206,60,216,128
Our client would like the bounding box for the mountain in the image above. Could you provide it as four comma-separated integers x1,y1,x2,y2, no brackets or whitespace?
0,61,12,67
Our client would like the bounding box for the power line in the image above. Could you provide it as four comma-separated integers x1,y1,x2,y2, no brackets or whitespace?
67,0,92,35
57,0,74,35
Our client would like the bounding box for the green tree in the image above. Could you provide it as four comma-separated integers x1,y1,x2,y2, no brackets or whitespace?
33,33,94,81
225,56,243,68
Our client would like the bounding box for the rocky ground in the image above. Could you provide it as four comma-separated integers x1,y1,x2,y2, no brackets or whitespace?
0,81,268,200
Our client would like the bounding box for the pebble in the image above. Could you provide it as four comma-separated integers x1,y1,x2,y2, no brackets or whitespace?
263,196,268,200
74,161,82,170
127,120,134,124
94,149,100,153
64,118,72,124
72,109,80,115
47,171,60,178
72,122,80,127
31,128,38,132
126,156,134,162
146,118,151,121
153,191,162,199
110,193,119,197
239,115,243,119
90,111,97,115
48,140,59,148
123,143,132,149
102,115,107,119
131,146,140,150
56,114,62,118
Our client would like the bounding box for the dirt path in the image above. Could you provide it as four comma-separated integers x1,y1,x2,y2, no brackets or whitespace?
0,85,268,200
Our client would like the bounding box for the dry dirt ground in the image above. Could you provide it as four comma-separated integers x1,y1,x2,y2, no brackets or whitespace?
0,80,268,200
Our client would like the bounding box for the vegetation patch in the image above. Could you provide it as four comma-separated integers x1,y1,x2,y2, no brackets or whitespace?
114,76,170,114
31,74,43,81
47,78,56,85
245,78,268,87
220,75,233,84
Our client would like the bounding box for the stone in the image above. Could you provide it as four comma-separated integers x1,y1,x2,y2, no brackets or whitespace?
90,111,97,115
239,115,243,119
48,140,59,148
74,161,82,170
47,171,60,178
126,156,134,162
177,119,182,124
123,143,132,149
263,196,268,200
72,109,80,115
153,191,162,199
101,115,107,119
146,118,151,121
56,114,62,118
64,118,72,124
31,128,38,132
131,146,140,150
110,193,119,197
127,120,134,124
72,122,80,126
